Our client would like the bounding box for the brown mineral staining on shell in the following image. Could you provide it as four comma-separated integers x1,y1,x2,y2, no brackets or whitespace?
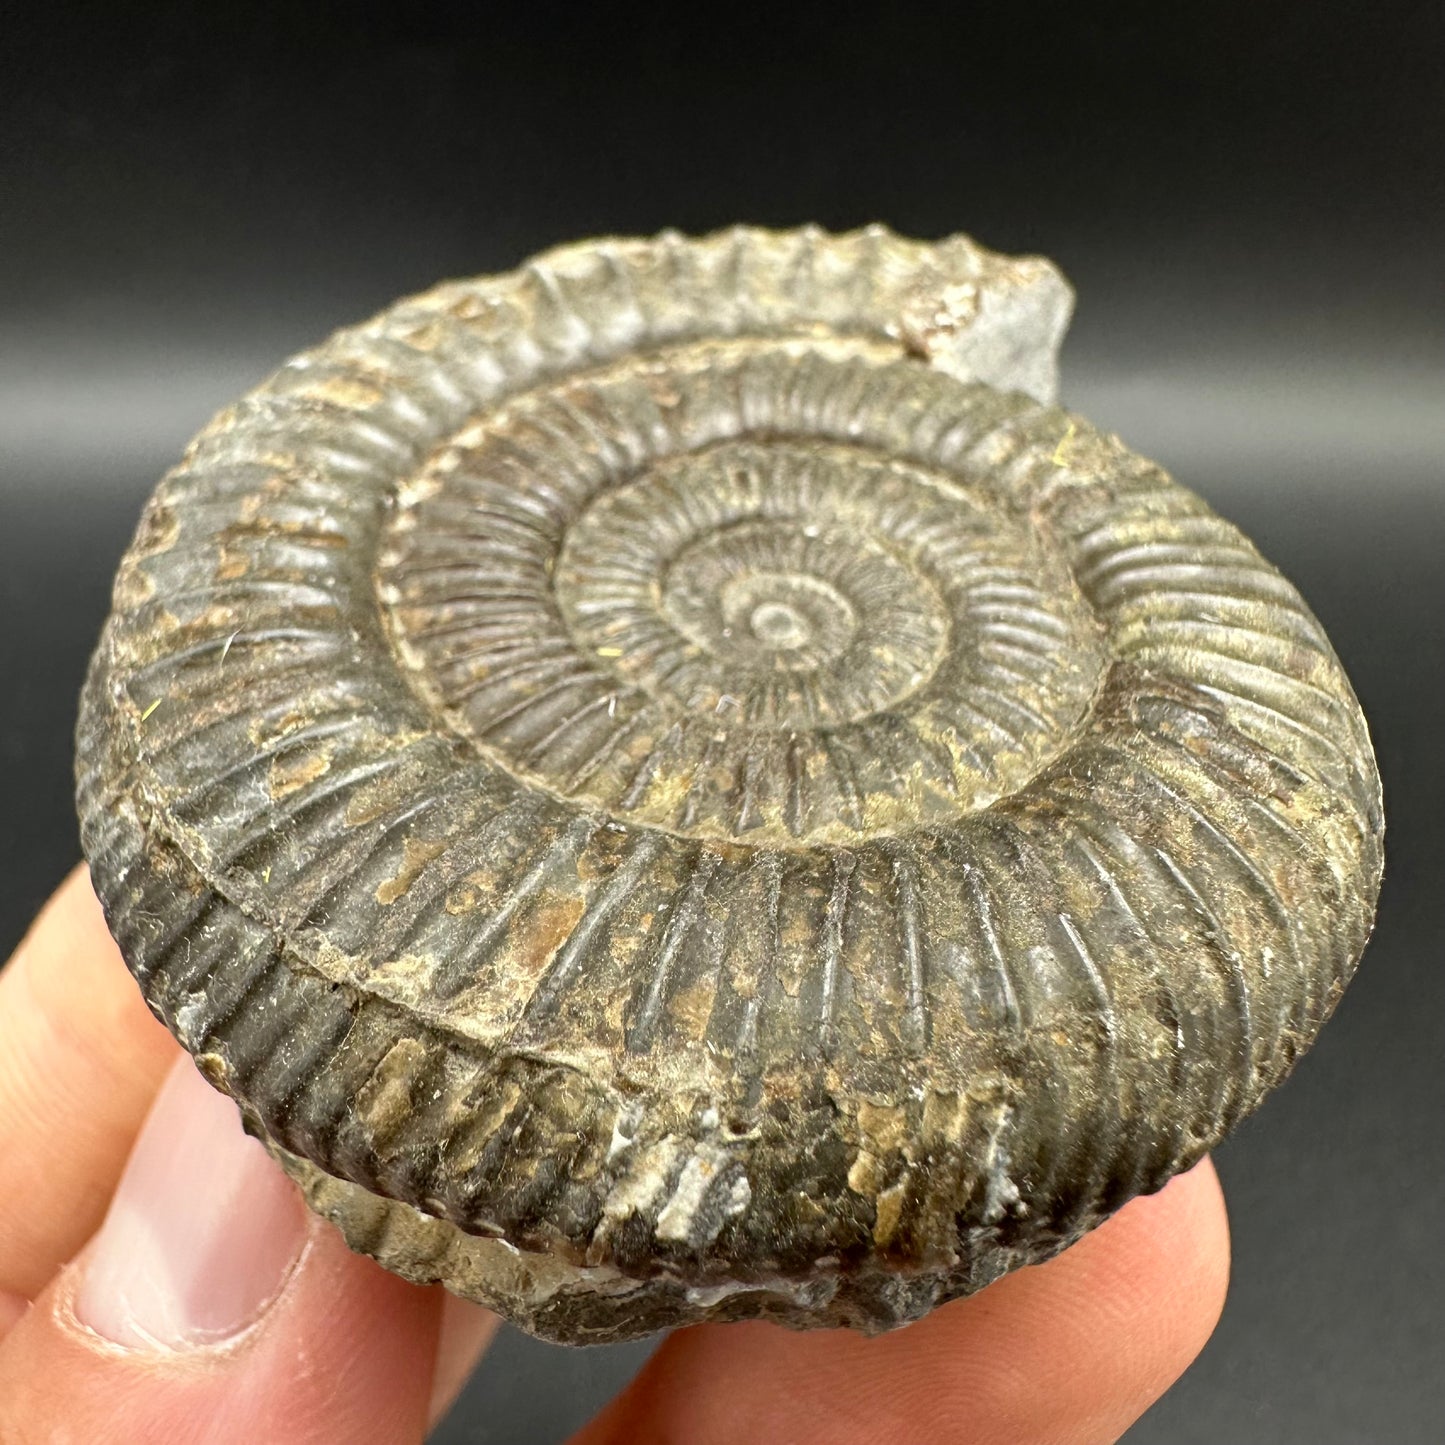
75,225,1383,1344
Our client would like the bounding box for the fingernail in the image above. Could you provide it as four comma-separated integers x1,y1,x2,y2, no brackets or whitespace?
76,1056,307,1348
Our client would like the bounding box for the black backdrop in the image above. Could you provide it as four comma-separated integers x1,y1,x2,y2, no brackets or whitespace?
2,5,1441,1440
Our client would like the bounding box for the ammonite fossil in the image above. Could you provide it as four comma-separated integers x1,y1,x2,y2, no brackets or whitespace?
76,226,1383,1344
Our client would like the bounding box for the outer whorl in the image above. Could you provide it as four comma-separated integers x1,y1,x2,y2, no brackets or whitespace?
76,226,1383,1343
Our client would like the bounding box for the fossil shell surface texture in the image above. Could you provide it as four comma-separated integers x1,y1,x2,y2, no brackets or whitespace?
76,226,1383,1345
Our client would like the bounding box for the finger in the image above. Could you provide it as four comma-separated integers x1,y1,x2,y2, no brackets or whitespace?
573,1158,1228,1445
0,1055,449,1445
0,864,179,1299
429,1294,501,1426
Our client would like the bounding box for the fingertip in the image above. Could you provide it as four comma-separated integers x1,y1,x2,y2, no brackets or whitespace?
1157,1156,1232,1370
942,1156,1230,1443
1081,1156,1231,1375
14,864,113,966
0,865,180,1300
0,1062,449,1445
428,1294,501,1427
0,871,476,1442
74,1056,310,1350
575,1159,1230,1445
0,1210,447,1445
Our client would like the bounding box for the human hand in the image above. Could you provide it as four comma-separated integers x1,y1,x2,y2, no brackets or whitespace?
0,867,1228,1443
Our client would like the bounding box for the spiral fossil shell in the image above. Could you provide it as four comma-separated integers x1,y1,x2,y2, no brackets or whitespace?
76,226,1383,1343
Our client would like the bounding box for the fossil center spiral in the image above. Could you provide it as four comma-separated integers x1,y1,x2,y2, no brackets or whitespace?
379,342,1109,843
676,556,860,672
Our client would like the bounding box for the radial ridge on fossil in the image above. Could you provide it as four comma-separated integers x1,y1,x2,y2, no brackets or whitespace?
76,225,1383,1343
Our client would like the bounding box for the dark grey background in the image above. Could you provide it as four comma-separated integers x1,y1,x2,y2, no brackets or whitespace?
2,4,1441,1440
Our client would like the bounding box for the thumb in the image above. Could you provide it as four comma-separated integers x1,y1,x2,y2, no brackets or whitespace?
0,1056,447,1445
